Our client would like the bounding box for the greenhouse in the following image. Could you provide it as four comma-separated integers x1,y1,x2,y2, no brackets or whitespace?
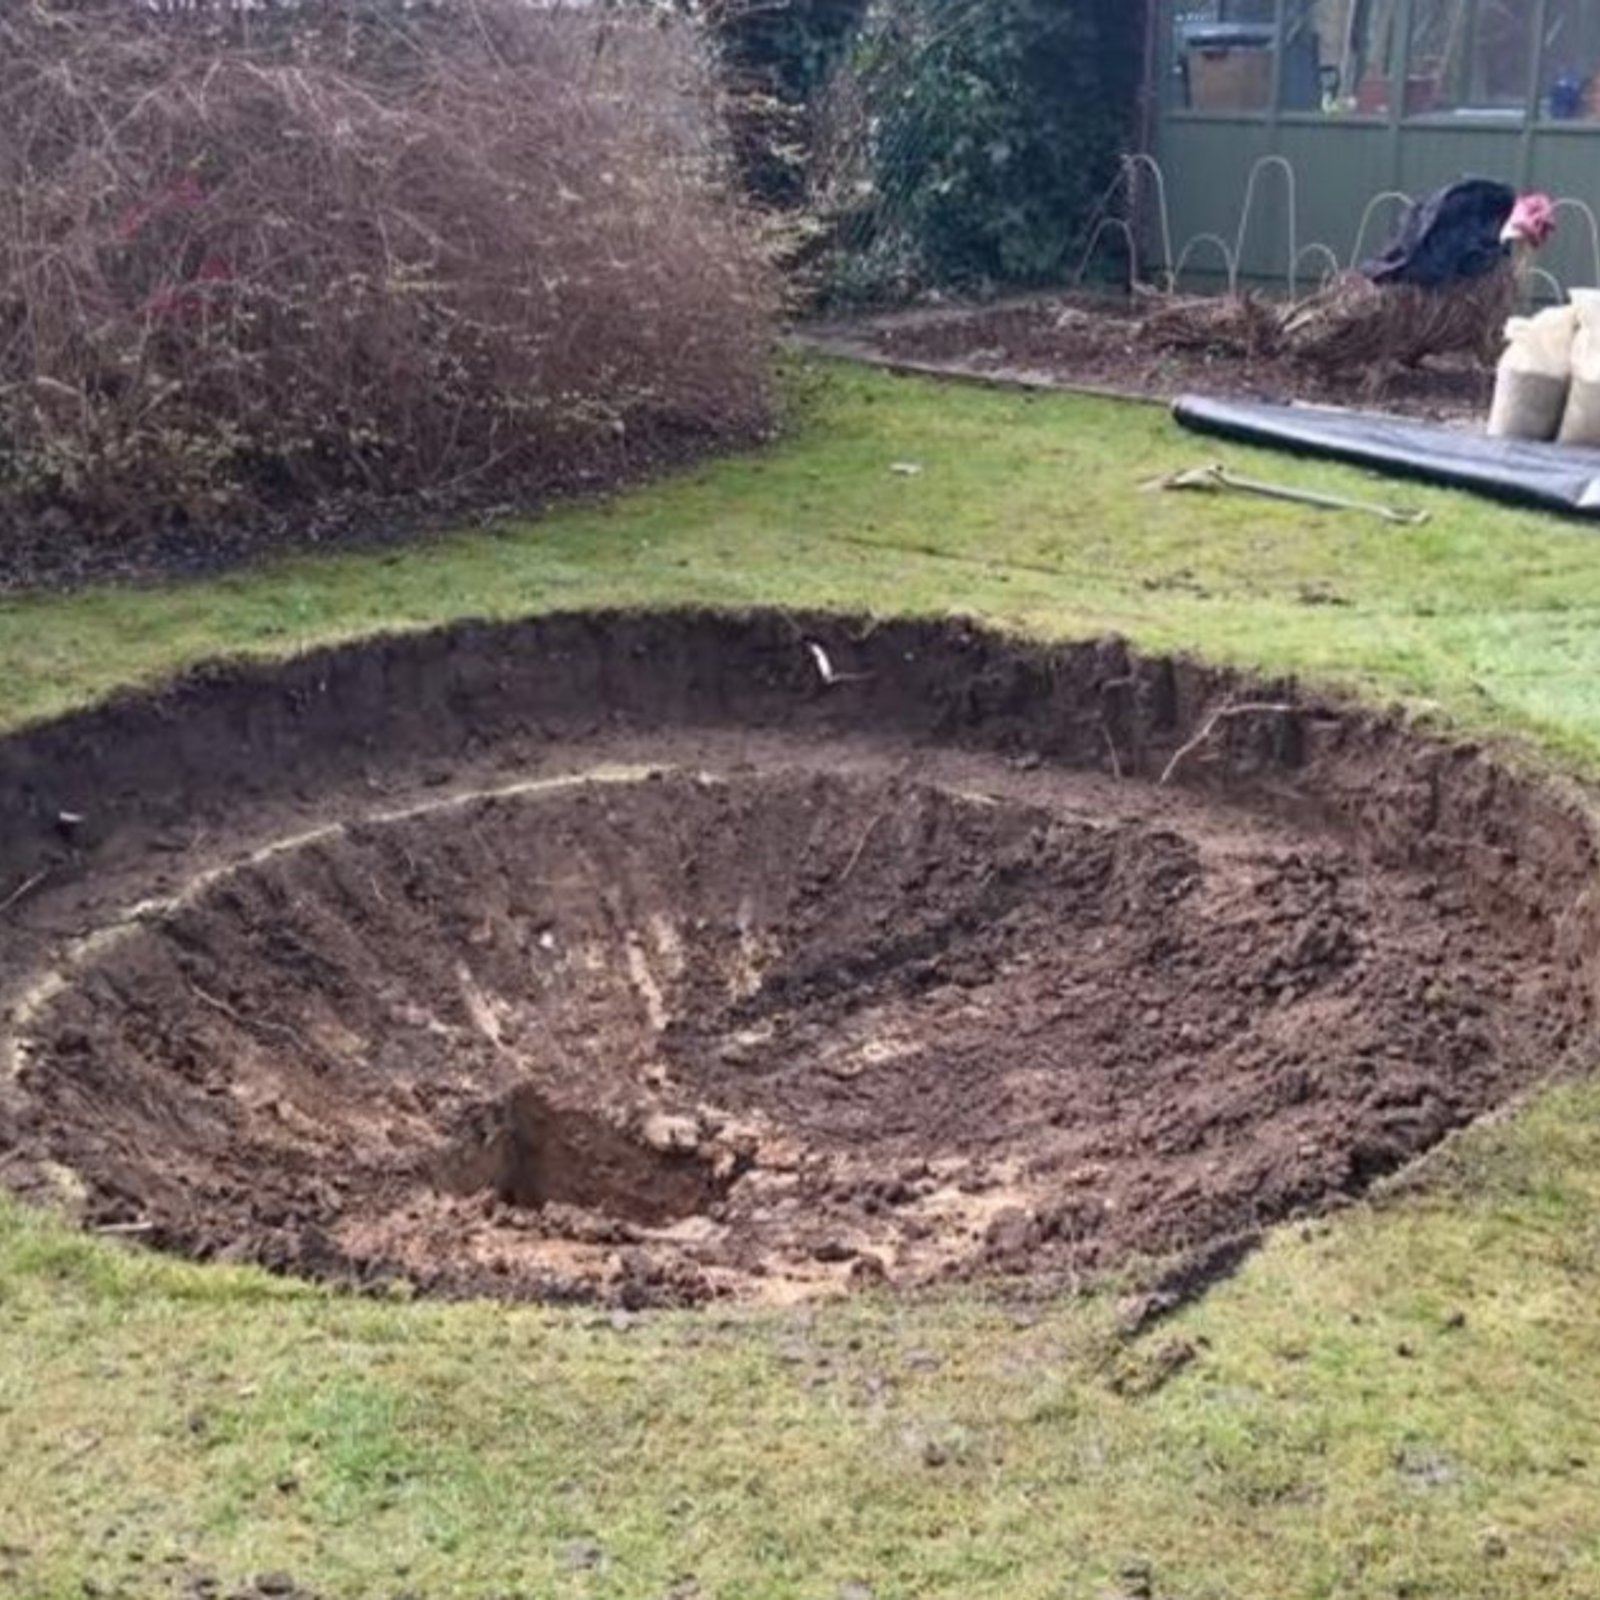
1153,2,1600,291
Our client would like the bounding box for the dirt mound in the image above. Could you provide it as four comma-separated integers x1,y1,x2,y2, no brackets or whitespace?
1,611,1595,1305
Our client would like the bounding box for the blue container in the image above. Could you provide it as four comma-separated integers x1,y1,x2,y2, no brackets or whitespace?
1550,72,1584,121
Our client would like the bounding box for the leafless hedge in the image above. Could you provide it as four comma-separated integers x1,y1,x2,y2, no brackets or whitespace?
0,0,776,568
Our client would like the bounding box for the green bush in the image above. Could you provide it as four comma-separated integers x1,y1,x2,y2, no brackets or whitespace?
812,0,1141,303
707,0,870,206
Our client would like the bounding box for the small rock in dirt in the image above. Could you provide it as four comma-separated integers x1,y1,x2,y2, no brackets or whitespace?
1443,1309,1468,1331
640,1112,700,1155
903,1349,943,1374
253,1575,297,1597
1482,1532,1509,1561
921,1439,950,1468
984,1207,1039,1256
813,1239,859,1263
838,1584,875,1600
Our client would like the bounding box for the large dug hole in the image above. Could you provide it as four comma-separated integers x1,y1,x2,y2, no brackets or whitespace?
1,611,1595,1305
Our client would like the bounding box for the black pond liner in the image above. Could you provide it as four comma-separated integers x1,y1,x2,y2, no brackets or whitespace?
1173,393,1600,519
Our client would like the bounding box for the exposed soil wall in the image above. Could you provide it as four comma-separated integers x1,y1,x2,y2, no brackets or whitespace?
2,611,1596,1304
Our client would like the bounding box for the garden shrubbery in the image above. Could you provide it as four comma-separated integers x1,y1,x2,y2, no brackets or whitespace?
701,0,1140,306
0,0,775,579
812,0,1140,303
703,0,868,210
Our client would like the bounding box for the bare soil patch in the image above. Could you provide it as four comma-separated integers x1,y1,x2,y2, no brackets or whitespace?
0,425,728,596
1,610,1594,1305
809,294,1496,424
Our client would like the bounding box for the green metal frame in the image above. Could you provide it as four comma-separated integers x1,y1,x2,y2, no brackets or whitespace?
1164,0,1571,130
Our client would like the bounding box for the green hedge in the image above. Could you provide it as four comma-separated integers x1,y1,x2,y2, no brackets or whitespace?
706,0,1142,303
707,0,870,209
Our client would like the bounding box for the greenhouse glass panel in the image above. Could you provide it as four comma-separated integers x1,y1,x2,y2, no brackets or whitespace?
1541,0,1600,119
1171,0,1278,114
1281,0,1398,114
1405,0,1535,120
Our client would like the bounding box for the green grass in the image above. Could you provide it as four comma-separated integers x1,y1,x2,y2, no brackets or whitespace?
5,1088,1599,1600
4,363,1600,1599
9,363,1600,765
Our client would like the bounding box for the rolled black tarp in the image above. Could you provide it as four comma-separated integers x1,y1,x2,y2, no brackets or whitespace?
1173,394,1600,518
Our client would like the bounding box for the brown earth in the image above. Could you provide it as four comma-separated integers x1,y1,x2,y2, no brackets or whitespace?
808,293,1496,424
1,609,1596,1306
0,426,722,597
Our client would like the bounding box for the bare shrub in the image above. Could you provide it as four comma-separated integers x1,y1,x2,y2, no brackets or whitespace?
0,0,776,573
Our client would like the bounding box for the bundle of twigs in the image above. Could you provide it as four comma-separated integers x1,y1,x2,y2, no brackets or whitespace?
1276,270,1513,373
1134,287,1284,359
1134,268,1514,380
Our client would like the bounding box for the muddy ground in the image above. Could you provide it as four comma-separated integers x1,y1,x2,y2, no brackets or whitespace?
1,610,1595,1305
807,294,1497,425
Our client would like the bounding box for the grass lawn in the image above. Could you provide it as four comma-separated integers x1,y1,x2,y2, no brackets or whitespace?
2,363,1599,1599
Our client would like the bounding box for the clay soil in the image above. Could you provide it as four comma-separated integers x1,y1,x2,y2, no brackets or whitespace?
810,293,1496,424
1,610,1595,1306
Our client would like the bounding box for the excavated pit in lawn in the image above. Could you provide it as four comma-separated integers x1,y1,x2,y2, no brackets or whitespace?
1,609,1597,1306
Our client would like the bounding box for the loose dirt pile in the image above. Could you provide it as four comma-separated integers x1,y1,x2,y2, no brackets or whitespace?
1,611,1594,1305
